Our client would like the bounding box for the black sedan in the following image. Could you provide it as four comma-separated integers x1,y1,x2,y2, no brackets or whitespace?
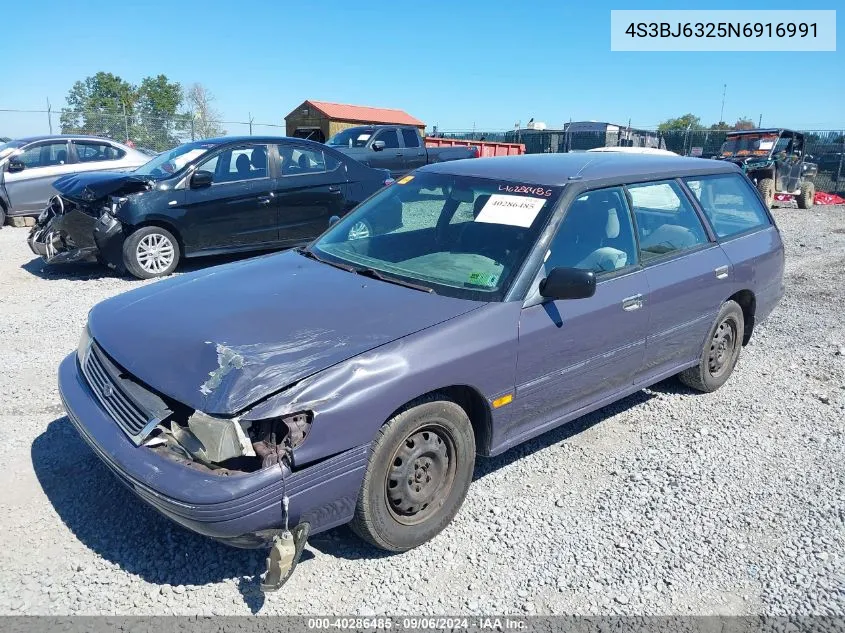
28,136,393,278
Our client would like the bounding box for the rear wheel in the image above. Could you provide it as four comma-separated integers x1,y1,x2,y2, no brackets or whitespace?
757,178,775,209
122,226,180,279
679,300,744,393
351,395,475,552
797,181,815,209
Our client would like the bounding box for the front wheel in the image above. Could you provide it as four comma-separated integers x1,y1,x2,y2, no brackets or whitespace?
757,178,775,209
122,226,180,279
679,300,745,393
351,395,476,552
347,218,372,241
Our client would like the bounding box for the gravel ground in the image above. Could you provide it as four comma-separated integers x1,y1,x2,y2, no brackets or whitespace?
0,205,843,616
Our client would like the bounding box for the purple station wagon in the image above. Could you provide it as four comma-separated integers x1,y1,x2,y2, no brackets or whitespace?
58,153,783,590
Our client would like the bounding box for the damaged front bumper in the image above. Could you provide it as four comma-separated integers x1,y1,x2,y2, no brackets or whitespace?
27,198,125,267
58,351,366,548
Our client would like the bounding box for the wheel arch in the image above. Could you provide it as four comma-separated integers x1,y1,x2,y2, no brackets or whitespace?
727,289,756,345
387,385,493,457
128,219,185,259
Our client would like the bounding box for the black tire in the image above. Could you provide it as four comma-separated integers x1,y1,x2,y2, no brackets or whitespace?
757,178,775,209
351,394,476,552
122,226,180,279
679,300,745,393
797,181,815,209
0,202,6,229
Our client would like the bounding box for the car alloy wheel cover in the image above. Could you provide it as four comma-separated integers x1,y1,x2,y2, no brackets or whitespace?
708,317,737,378
136,233,175,274
385,423,457,526
347,221,371,241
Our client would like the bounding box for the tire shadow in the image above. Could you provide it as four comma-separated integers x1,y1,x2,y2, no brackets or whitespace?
21,248,283,281
311,388,657,562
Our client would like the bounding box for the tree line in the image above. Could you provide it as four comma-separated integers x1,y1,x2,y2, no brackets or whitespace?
657,113,757,132
60,72,226,151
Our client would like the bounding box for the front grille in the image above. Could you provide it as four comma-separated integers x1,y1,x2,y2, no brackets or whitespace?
80,344,164,443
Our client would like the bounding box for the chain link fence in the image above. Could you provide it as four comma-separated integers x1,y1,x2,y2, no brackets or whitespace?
435,127,844,193
2,108,843,193
0,108,287,152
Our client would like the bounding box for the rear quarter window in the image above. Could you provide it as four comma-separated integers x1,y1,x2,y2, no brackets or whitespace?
685,174,771,239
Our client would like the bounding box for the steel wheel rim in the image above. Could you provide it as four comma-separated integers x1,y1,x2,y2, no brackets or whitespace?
708,317,737,378
385,424,457,526
136,233,175,274
347,221,371,241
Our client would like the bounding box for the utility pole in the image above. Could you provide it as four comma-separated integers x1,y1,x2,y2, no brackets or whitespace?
720,84,726,124
758,114,763,127
122,101,130,143
46,97,52,134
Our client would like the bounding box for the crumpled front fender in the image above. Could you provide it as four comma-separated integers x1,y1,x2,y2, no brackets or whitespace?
27,209,100,264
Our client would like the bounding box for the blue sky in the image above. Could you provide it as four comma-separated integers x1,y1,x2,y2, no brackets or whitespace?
2,0,843,137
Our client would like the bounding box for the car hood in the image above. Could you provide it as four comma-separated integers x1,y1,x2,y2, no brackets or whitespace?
54,171,154,203
88,251,482,415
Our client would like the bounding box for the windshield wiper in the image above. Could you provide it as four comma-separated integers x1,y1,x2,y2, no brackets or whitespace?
294,247,356,272
354,267,434,293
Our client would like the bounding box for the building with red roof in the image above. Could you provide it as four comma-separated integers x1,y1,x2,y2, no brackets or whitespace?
284,100,426,142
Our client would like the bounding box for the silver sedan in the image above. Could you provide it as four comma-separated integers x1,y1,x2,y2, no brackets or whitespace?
0,135,150,220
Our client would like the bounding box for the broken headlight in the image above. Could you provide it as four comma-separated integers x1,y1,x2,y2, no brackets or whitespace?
109,196,129,216
77,325,93,364
186,411,256,463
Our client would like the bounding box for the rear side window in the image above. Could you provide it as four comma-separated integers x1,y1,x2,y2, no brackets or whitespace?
280,146,327,176
74,141,125,162
684,174,771,239
627,180,709,262
401,128,420,148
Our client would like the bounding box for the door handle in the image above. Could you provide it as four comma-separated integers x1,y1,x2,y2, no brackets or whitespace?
257,195,273,205
622,294,643,311
714,265,729,279
395,152,403,157
328,185,341,193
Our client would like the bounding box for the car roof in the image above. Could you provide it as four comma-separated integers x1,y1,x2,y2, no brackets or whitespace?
195,135,326,147
14,134,130,144
726,128,802,136
418,152,739,186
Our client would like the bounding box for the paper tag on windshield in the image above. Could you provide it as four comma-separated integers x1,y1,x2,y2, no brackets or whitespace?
475,195,547,228
758,140,774,150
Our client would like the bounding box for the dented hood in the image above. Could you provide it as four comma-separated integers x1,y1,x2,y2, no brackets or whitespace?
88,251,483,415
54,171,153,203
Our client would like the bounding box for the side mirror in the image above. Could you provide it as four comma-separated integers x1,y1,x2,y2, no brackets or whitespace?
190,170,213,189
328,215,340,227
539,267,596,301
7,160,25,173
372,141,386,152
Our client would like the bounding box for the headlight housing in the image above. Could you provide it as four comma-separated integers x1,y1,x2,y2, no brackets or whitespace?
109,196,129,215
77,325,92,363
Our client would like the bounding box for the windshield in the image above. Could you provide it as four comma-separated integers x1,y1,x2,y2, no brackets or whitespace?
721,133,778,157
327,128,375,148
0,140,25,161
311,172,563,301
133,142,214,179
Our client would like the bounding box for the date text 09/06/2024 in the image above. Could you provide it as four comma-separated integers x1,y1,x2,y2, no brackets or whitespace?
624,22,817,39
